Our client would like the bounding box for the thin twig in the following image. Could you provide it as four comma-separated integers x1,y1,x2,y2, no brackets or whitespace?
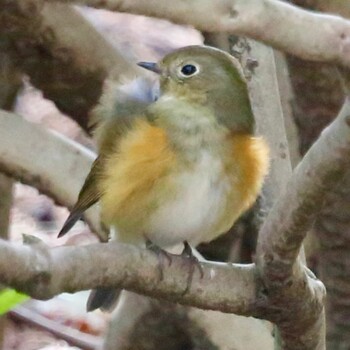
9,305,101,350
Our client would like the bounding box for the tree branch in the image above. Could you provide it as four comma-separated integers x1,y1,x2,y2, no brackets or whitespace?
0,43,22,350
256,99,350,280
41,0,350,68
253,99,350,349
0,50,21,237
0,239,257,315
9,305,101,350
0,109,103,238
241,39,296,349
245,39,293,208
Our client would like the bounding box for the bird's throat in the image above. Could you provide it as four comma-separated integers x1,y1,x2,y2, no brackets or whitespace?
149,95,229,162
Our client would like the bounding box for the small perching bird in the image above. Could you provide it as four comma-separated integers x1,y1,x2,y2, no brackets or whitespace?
59,45,269,311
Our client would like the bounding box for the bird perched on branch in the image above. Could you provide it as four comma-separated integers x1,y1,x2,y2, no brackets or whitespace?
58,45,269,311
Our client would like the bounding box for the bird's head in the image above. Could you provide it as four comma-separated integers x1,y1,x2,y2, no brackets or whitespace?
138,45,255,133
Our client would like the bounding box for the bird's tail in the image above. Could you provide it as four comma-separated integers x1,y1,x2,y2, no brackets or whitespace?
87,227,144,312
86,287,122,312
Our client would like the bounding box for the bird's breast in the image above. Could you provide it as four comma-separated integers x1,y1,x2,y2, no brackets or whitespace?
100,119,269,247
145,150,234,247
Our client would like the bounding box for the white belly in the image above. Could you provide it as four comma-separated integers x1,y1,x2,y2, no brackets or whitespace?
145,151,233,247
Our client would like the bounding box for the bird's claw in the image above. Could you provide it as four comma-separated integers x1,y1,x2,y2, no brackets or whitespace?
145,238,172,281
145,238,204,294
181,241,204,295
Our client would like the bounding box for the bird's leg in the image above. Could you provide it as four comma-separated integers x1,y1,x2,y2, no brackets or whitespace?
144,238,204,291
145,237,172,281
181,241,194,258
181,241,204,295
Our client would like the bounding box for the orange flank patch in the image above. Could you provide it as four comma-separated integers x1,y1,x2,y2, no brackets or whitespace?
100,120,269,243
229,134,270,213
100,119,176,232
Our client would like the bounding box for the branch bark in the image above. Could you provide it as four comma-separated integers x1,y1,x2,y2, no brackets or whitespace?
245,39,293,208
41,0,350,68
0,109,103,238
0,51,21,237
0,239,257,315
273,50,301,168
254,99,350,348
316,173,350,349
241,39,296,349
256,99,350,279
0,46,22,350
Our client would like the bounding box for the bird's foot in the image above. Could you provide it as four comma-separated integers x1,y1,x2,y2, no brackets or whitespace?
145,238,172,281
145,238,203,293
181,241,204,295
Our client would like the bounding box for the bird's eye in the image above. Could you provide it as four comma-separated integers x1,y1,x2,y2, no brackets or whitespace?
180,64,198,76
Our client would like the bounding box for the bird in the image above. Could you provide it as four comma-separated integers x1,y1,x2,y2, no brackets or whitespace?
58,45,269,312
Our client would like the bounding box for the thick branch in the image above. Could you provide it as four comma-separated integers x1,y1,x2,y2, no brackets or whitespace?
253,99,350,349
0,43,22,350
316,173,350,349
246,40,293,207
0,51,21,237
0,239,256,315
0,109,103,238
256,98,350,280
43,0,350,68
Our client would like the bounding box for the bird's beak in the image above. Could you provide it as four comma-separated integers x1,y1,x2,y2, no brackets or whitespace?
137,62,162,74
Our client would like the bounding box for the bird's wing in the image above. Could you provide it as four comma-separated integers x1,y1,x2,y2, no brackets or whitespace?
91,75,158,153
58,156,103,237
58,76,157,238
90,76,158,143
